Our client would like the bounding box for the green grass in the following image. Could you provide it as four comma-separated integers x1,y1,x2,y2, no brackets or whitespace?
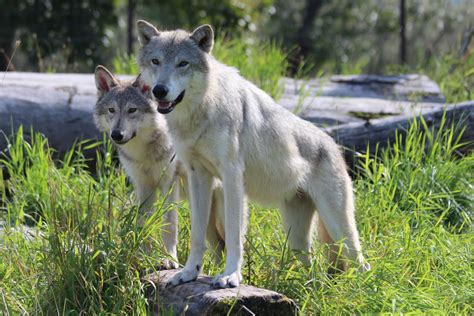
1,38,473,314
0,129,177,314
383,52,474,104
1,114,472,314
423,53,474,103
212,37,288,99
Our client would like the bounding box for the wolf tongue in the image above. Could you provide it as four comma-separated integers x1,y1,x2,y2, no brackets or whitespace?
158,101,172,108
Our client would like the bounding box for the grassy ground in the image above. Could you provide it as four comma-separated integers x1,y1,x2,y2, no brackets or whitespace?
1,40,473,314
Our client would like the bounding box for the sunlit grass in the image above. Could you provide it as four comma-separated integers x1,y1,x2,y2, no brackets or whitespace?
1,38,473,314
213,38,288,99
1,112,472,314
0,128,176,314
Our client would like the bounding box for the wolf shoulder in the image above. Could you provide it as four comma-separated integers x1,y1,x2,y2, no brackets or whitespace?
211,58,333,145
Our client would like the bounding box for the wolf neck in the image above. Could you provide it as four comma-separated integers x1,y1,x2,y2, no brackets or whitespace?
166,57,240,133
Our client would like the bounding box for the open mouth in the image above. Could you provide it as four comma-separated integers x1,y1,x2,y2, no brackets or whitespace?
157,90,185,114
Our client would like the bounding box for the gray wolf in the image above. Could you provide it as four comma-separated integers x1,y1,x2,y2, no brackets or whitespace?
136,20,371,288
93,66,225,268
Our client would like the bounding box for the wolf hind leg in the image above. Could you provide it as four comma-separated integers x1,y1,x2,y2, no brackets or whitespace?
207,186,225,265
317,218,347,273
279,193,317,266
307,174,370,272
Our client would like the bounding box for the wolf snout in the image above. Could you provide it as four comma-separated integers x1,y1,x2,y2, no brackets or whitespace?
153,85,169,99
111,129,124,142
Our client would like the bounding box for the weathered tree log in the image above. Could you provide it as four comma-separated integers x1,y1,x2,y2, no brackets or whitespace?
323,101,474,170
282,74,445,102
143,269,298,315
279,74,446,126
0,73,102,161
1,72,471,168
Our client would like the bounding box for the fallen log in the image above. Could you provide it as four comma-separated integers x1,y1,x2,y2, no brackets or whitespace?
0,72,471,168
324,101,474,169
143,269,298,315
281,74,446,103
0,74,101,162
279,74,446,126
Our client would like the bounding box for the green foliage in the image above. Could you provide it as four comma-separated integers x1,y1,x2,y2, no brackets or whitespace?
0,0,117,72
138,0,273,35
424,53,474,103
1,112,472,314
112,53,139,75
213,38,288,99
3,0,473,75
267,0,473,73
0,128,176,314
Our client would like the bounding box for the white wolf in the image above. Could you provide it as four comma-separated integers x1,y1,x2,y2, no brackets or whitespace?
93,66,225,269
136,20,370,288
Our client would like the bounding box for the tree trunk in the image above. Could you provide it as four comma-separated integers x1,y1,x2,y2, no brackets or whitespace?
0,34,15,72
399,0,407,64
292,0,324,73
324,102,474,170
127,0,136,56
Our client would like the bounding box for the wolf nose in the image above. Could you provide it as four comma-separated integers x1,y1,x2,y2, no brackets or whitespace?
111,130,124,142
153,85,169,99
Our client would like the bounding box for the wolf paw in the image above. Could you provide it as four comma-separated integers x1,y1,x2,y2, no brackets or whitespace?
166,266,199,287
359,262,371,272
211,271,242,288
158,258,179,270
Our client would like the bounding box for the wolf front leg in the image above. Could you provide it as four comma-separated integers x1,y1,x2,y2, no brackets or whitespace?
159,181,180,269
135,181,159,227
166,162,214,286
134,177,178,269
211,163,246,288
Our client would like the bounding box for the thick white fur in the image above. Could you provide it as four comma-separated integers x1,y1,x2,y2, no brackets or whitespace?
94,69,225,269
137,23,370,288
117,117,180,265
94,89,179,268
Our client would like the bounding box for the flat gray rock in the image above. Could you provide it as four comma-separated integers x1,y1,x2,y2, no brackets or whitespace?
144,269,298,315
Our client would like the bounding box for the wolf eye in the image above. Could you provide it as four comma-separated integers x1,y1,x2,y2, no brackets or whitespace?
128,108,137,114
108,107,115,113
151,59,160,65
177,61,189,67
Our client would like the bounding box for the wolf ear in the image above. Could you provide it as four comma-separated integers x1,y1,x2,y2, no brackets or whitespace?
132,74,151,96
137,20,160,46
95,65,118,96
190,24,214,53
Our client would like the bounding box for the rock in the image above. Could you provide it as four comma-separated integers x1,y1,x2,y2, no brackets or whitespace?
143,269,298,315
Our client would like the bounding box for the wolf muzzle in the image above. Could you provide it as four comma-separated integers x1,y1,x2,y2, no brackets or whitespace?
155,90,186,114
110,129,136,145
153,85,169,99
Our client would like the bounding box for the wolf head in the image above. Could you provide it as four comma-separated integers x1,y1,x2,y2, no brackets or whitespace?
136,20,214,114
94,65,157,145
